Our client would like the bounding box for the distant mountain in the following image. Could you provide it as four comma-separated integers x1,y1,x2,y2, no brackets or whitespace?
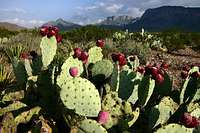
44,18,81,31
0,22,25,31
97,15,138,25
126,6,200,32
95,15,139,30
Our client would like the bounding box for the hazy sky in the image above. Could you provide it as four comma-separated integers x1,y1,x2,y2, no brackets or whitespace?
0,0,200,27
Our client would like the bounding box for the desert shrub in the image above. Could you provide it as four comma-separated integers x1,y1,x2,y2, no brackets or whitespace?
61,25,116,44
0,28,18,38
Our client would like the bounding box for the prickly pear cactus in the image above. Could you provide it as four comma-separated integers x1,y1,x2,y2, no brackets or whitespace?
0,113,17,133
180,66,199,104
14,106,41,124
149,97,179,129
1,90,24,102
88,46,103,64
138,75,155,107
76,119,107,133
57,56,83,86
60,77,101,117
127,72,143,105
91,59,114,79
101,92,139,129
0,101,27,116
12,57,27,86
40,36,57,68
118,69,141,101
154,123,192,133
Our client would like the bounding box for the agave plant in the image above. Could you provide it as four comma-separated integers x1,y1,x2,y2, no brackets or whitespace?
0,64,12,90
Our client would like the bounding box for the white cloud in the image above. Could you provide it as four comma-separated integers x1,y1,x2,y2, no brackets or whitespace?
0,8,26,14
106,4,124,13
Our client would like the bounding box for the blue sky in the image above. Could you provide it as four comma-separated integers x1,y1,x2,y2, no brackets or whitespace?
0,0,200,27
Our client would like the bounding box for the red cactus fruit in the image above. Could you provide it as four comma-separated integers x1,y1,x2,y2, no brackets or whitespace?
73,48,82,58
69,67,78,77
181,71,188,79
52,26,59,35
56,34,62,43
20,52,29,60
180,113,200,128
118,54,127,66
96,39,105,48
151,67,159,78
137,66,145,74
79,51,89,64
97,111,109,125
47,26,57,38
40,26,49,36
155,73,164,85
161,62,169,70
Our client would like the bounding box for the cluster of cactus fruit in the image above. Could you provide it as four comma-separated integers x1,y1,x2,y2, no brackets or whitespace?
0,26,200,133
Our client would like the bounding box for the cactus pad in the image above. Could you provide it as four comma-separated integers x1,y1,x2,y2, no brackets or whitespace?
57,56,83,86
0,101,27,116
40,36,57,68
12,57,27,85
1,90,24,102
14,106,41,124
155,123,192,133
88,46,103,64
60,77,101,117
24,59,32,77
138,76,155,107
91,59,114,79
149,97,179,128
77,119,107,133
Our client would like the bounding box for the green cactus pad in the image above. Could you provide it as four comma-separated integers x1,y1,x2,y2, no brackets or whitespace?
91,59,114,79
24,59,32,77
14,106,41,124
118,70,136,100
127,72,143,104
40,36,57,68
154,123,192,133
0,113,17,133
88,46,103,64
77,119,107,133
180,77,199,104
0,101,27,116
1,90,24,102
57,56,84,86
138,76,155,107
60,77,101,117
110,63,120,91
12,57,27,85
191,107,200,118
102,92,139,129
149,97,179,129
